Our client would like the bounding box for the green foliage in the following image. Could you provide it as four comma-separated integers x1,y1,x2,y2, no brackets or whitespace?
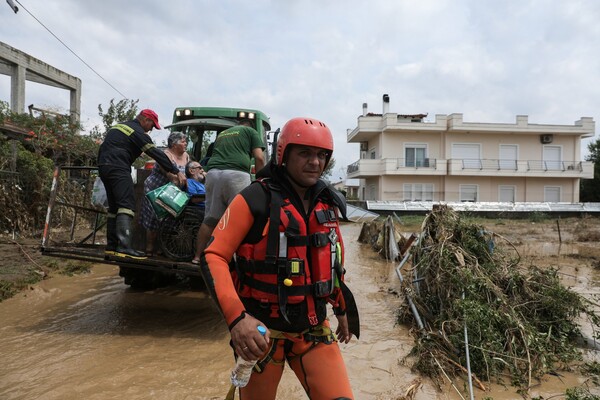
58,261,91,276
322,157,336,179
0,100,98,165
528,211,550,223
88,98,139,139
0,100,102,233
580,361,600,386
0,281,17,301
0,139,54,232
565,387,600,400
399,206,600,391
0,258,91,302
0,263,44,302
580,139,600,201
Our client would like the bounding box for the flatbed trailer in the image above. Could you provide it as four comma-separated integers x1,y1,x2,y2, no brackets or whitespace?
41,165,203,289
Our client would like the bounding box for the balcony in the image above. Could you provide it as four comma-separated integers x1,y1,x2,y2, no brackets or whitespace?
447,159,593,178
347,158,593,179
347,158,446,178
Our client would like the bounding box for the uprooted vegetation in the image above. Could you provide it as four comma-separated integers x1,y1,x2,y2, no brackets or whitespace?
363,207,600,395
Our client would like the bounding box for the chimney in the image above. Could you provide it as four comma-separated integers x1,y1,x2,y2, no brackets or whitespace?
382,94,390,114
362,103,368,116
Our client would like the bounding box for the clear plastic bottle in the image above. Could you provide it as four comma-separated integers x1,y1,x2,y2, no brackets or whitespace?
230,325,267,387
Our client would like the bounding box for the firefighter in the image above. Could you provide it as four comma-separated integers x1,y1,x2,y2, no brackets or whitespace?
202,117,359,400
97,109,186,259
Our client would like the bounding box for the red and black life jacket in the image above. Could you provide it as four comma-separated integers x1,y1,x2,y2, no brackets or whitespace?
232,181,344,332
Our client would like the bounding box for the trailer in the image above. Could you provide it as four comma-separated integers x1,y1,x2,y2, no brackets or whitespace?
41,165,205,289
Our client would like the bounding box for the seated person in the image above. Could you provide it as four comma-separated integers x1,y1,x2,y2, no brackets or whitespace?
185,161,206,209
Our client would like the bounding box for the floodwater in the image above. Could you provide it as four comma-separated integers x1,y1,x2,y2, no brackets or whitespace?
0,223,598,400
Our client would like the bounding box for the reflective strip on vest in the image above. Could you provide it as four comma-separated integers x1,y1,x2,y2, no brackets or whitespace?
112,124,135,136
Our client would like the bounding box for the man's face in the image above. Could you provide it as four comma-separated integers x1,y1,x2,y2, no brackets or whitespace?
285,145,329,187
141,116,155,133
189,163,205,181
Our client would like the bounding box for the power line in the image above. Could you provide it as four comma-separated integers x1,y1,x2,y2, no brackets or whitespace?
13,0,128,99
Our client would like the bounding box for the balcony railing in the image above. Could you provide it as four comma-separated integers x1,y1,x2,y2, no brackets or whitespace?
348,158,590,177
526,160,583,172
456,159,583,172
347,158,438,175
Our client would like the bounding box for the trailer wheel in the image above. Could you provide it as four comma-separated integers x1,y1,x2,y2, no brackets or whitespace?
158,208,204,261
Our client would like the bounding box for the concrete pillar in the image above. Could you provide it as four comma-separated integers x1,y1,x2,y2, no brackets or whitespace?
10,64,25,113
69,79,81,127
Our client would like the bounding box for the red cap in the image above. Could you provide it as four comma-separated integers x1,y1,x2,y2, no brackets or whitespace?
140,109,161,129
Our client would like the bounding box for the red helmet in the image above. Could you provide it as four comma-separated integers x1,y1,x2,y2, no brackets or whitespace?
276,117,334,167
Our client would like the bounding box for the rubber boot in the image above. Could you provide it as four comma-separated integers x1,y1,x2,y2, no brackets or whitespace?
105,216,118,257
115,214,147,259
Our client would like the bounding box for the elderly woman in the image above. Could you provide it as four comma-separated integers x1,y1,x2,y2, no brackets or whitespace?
140,131,190,256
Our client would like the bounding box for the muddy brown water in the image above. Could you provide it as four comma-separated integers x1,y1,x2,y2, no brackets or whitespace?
1,223,598,399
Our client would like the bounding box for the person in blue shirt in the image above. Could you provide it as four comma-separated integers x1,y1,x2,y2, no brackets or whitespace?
185,161,206,209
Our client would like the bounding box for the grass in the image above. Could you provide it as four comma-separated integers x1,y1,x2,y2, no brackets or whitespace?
0,259,91,302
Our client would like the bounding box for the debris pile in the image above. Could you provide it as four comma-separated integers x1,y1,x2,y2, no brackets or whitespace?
358,215,408,261
395,205,599,391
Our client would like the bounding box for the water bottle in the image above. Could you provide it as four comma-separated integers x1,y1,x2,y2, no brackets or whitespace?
230,325,267,387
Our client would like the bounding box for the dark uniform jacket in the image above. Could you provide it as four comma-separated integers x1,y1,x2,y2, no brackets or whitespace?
97,119,178,174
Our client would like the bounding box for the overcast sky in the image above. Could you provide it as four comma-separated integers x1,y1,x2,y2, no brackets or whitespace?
2,0,599,180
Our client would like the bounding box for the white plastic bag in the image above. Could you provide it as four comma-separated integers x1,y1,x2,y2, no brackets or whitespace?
131,166,137,184
91,177,108,209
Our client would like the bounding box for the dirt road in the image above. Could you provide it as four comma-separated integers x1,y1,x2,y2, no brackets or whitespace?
0,220,598,399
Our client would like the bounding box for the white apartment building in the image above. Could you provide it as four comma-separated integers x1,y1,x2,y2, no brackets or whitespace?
347,95,595,203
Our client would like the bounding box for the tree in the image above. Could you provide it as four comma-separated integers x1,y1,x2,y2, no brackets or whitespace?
322,157,336,180
580,140,600,201
0,100,96,166
89,99,139,139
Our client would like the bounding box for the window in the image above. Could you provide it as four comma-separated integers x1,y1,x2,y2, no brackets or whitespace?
498,185,516,202
499,145,518,170
405,144,428,167
369,148,376,159
403,183,434,201
452,144,481,169
368,184,377,200
543,146,562,170
459,184,478,202
544,186,561,202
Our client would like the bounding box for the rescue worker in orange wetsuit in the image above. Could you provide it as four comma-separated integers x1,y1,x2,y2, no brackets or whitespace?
202,117,359,400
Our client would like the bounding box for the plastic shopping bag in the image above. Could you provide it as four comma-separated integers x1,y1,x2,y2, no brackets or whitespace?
146,183,189,218
91,177,108,209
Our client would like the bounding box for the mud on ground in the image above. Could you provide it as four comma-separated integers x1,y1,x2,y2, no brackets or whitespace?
1,215,600,399
0,233,90,301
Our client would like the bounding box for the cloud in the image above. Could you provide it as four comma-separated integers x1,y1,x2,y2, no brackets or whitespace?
1,0,600,167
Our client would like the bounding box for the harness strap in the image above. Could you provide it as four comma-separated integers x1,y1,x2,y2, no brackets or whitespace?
268,325,337,344
265,186,281,266
286,231,330,247
265,187,292,324
254,338,282,373
240,275,312,296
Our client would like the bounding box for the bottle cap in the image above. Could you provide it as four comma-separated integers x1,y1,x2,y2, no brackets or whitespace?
257,326,267,336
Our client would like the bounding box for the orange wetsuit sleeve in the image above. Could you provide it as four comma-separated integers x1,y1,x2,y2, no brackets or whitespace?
204,194,255,326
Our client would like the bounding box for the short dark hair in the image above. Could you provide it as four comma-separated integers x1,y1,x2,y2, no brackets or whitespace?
185,161,198,178
239,118,254,128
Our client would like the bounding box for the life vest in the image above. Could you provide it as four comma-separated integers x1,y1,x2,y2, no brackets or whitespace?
233,182,344,331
